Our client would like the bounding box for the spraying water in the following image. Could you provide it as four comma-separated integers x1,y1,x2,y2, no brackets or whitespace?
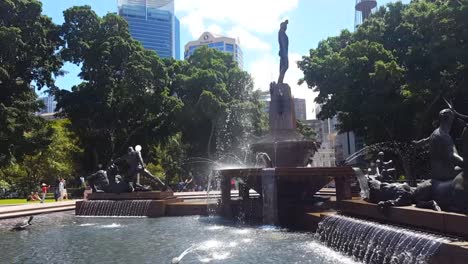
171,245,196,264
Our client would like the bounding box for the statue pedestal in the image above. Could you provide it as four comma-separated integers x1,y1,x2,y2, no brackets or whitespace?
251,82,316,167
269,83,297,131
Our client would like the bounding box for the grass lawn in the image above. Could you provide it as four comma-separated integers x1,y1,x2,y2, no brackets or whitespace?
0,199,57,205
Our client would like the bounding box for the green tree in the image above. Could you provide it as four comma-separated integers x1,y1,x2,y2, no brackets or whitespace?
0,0,62,166
169,46,267,161
148,132,187,185
299,0,468,143
54,6,182,171
0,119,82,194
296,120,319,143
299,0,468,182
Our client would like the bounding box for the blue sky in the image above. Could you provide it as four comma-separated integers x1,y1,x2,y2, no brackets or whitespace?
39,0,410,119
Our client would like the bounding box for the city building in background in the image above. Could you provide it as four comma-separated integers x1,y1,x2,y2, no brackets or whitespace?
307,105,364,166
305,114,338,167
184,32,243,69
355,0,377,28
118,0,180,59
259,91,307,121
37,95,58,120
293,98,306,121
39,95,57,114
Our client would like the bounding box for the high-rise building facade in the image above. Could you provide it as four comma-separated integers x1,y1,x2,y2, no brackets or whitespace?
259,91,307,120
310,105,364,166
39,95,57,114
293,98,307,121
118,0,180,59
305,115,338,167
184,32,243,69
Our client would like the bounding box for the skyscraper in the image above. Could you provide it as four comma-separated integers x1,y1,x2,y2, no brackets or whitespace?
184,32,243,69
118,0,180,59
259,92,307,120
39,95,57,114
293,98,307,121
355,0,377,28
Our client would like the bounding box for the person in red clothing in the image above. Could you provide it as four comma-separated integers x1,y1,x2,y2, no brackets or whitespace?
40,183,50,203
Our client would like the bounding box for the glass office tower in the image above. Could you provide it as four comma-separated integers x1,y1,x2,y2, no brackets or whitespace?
118,0,180,59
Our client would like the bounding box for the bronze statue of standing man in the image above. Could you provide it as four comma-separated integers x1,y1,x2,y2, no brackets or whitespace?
278,20,289,84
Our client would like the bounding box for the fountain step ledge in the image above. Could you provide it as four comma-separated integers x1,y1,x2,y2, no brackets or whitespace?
339,199,468,239
0,201,76,219
88,191,174,200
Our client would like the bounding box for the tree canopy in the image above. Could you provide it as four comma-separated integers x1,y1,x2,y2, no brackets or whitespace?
168,46,267,161
0,0,62,166
299,0,468,144
54,6,182,170
0,1,268,191
0,119,82,195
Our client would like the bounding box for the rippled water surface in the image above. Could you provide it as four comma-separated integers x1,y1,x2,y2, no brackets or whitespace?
0,212,358,264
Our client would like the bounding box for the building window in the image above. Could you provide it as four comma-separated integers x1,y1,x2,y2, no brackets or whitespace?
226,43,234,52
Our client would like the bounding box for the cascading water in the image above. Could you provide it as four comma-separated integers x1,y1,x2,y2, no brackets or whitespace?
76,200,152,217
262,168,278,225
316,215,448,264
206,170,222,216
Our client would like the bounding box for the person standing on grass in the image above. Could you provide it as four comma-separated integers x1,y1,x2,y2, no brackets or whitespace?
40,183,49,203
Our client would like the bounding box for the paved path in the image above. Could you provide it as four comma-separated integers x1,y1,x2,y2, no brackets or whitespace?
0,200,76,219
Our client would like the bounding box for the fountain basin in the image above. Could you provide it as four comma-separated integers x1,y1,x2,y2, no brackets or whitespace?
218,167,355,200
251,139,317,167
217,167,355,225
251,128,317,167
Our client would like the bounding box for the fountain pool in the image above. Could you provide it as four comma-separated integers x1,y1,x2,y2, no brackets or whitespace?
0,212,358,264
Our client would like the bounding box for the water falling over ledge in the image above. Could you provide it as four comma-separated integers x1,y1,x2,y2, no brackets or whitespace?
76,200,153,217
316,215,448,264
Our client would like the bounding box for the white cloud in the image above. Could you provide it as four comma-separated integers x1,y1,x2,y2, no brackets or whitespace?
177,0,298,35
248,54,276,91
180,13,206,38
207,24,224,35
226,27,271,51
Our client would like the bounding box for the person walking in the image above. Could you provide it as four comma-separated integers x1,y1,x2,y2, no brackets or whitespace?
40,183,49,203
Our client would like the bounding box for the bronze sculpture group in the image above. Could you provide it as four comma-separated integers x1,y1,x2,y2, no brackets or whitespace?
359,106,468,214
86,146,166,193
